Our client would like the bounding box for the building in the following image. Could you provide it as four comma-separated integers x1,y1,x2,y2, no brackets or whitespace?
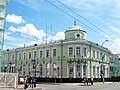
2,22,112,80
0,0,9,72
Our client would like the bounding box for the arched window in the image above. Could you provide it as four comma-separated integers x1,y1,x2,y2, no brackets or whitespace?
39,64,43,77
53,63,58,77
46,63,50,76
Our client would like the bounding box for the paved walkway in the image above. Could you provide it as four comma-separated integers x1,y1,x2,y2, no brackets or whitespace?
0,82,117,90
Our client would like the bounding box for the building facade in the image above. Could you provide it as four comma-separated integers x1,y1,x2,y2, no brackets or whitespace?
2,24,112,79
0,0,8,72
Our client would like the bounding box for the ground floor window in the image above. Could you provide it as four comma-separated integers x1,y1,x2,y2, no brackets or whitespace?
53,63,58,77
93,66,95,78
76,65,81,78
83,65,87,77
107,68,109,77
46,63,50,76
69,65,73,78
97,67,99,78
40,64,43,77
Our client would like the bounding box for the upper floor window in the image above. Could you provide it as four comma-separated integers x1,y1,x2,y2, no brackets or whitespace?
68,47,73,56
83,47,87,57
34,51,37,59
28,52,31,59
12,54,14,61
19,53,21,60
46,50,49,58
40,51,43,58
23,53,26,60
76,47,81,56
93,50,95,58
97,51,99,59
53,49,56,57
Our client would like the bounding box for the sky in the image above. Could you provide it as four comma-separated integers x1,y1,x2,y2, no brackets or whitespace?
4,0,120,54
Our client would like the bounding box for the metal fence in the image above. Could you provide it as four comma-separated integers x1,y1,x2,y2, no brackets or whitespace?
0,73,18,88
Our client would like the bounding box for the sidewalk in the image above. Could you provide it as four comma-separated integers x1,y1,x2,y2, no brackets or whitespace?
17,84,42,90
0,82,116,90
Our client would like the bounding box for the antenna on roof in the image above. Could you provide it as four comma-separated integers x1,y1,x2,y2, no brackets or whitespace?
74,21,76,26
45,21,47,44
51,24,52,43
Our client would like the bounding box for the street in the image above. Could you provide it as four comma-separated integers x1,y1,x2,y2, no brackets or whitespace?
38,82,120,90
1,82,120,90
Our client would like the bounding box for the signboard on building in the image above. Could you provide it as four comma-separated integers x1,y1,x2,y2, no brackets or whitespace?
32,59,36,65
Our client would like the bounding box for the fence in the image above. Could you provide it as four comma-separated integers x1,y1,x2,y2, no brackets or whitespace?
0,73,18,88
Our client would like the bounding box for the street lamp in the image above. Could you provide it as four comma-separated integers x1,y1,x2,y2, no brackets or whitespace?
100,40,109,84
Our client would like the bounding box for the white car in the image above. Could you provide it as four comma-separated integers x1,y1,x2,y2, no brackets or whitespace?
19,77,24,84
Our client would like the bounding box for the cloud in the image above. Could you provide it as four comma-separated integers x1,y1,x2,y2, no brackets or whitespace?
8,24,46,40
6,14,26,24
109,26,120,34
4,32,16,40
108,38,120,53
47,32,65,41
14,0,46,12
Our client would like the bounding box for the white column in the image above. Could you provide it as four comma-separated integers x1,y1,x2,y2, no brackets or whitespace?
87,62,89,78
67,65,68,78
74,65,76,78
81,64,83,78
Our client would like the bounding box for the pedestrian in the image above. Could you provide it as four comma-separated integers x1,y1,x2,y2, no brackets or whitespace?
28,76,32,87
86,78,89,85
90,77,93,85
84,77,86,85
24,75,28,89
32,77,37,88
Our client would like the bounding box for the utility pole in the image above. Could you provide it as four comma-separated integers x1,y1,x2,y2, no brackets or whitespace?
100,40,109,84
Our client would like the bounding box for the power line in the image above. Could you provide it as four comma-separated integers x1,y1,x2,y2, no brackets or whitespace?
45,0,120,48
56,0,114,40
45,0,107,39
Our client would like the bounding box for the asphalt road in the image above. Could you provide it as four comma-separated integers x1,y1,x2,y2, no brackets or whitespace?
38,82,120,90
1,82,120,90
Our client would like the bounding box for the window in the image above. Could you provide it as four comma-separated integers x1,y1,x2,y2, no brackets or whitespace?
19,53,21,60
23,53,26,60
40,51,43,58
68,47,73,56
83,47,87,57
76,65,81,78
12,54,14,61
76,47,81,56
28,52,31,59
46,50,49,58
97,67,99,78
46,63,50,76
40,64,43,77
34,51,37,59
93,66,95,78
69,65,73,78
53,49,56,57
0,18,4,28
97,51,99,59
83,65,86,77
93,50,95,58
107,68,109,77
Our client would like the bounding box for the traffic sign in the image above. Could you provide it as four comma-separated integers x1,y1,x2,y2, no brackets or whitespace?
32,59,36,65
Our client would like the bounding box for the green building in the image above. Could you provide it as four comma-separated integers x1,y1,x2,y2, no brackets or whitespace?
2,23,112,79
0,0,8,72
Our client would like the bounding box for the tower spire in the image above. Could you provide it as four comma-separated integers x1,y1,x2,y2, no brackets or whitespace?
74,21,76,26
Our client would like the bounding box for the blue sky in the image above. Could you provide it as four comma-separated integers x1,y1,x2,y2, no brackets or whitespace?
4,0,120,54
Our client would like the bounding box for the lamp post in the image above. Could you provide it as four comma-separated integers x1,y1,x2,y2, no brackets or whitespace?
101,40,109,84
